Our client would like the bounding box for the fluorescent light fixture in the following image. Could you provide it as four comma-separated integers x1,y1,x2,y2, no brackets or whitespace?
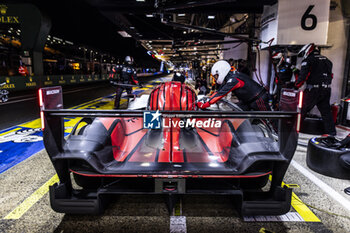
136,0,145,2
146,14,153,17
208,15,215,19
178,13,185,16
130,26,135,29
118,31,132,37
53,36,63,41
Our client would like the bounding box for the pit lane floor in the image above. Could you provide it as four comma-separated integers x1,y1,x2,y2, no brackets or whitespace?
1,76,350,233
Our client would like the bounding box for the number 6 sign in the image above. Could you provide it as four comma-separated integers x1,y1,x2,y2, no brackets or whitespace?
260,0,330,47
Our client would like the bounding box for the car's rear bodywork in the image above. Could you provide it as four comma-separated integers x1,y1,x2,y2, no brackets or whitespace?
40,83,301,215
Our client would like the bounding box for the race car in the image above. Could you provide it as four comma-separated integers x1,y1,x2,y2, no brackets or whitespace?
39,82,301,216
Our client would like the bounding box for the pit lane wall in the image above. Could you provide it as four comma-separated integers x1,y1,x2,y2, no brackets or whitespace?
0,72,164,92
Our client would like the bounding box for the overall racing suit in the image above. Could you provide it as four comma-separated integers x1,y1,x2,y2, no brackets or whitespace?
114,64,139,109
295,50,336,135
274,61,296,108
200,71,271,111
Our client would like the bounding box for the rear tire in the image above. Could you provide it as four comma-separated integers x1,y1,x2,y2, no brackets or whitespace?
307,137,350,179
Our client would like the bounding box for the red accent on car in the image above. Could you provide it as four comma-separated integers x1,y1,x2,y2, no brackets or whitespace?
70,169,272,178
149,81,196,111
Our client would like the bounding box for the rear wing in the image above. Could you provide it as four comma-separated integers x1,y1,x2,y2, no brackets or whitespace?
39,86,302,186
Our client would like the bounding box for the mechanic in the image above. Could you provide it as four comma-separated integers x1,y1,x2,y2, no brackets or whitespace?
295,43,336,136
113,56,142,109
197,60,271,111
271,51,298,108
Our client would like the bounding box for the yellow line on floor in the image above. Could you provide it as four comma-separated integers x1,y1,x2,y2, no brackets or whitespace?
281,181,320,222
0,128,22,136
268,176,320,222
291,192,320,222
3,174,59,220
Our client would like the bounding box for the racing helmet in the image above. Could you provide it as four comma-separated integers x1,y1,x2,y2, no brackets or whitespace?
125,56,134,64
211,60,231,84
298,43,315,59
272,52,284,66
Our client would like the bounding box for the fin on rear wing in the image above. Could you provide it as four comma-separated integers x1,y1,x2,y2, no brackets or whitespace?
39,86,63,110
38,86,63,131
280,88,303,132
280,88,303,112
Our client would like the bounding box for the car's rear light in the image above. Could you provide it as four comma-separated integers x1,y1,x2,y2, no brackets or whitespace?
298,91,303,109
38,88,43,107
296,91,303,133
38,89,45,130
40,111,45,130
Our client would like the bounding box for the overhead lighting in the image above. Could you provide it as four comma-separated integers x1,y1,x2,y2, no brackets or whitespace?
118,31,132,37
130,26,135,29
183,31,187,34
208,15,215,19
53,36,63,41
149,41,152,43
136,0,145,2
178,13,185,17
146,14,153,17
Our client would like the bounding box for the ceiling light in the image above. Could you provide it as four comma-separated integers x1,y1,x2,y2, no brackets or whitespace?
118,31,132,37
178,13,185,17
136,0,145,2
208,15,215,19
146,14,153,17
130,26,135,29
183,31,187,34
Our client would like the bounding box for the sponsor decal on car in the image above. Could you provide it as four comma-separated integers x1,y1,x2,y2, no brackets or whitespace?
143,110,222,129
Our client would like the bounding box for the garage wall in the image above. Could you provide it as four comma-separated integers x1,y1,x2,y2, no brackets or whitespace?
322,0,348,103
257,0,349,104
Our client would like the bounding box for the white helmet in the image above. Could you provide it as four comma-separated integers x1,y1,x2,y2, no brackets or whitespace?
125,56,134,64
298,43,315,60
211,60,231,84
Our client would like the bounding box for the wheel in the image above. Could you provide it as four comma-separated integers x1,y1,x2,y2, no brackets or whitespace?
300,116,325,135
307,137,350,179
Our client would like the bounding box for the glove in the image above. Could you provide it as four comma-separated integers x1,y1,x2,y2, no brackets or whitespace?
197,100,210,109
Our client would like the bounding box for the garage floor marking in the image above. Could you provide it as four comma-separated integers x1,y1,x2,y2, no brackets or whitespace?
1,76,172,219
291,160,350,213
4,174,59,219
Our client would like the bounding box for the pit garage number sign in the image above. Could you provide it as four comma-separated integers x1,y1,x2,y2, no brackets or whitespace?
260,0,330,47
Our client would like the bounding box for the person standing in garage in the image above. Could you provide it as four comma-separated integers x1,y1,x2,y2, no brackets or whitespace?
295,43,336,136
197,60,271,111
271,51,298,109
114,56,142,109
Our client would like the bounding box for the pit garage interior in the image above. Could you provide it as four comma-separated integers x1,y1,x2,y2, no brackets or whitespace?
1,0,350,233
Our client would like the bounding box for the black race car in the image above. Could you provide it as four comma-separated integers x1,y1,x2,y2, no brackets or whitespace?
39,83,301,215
